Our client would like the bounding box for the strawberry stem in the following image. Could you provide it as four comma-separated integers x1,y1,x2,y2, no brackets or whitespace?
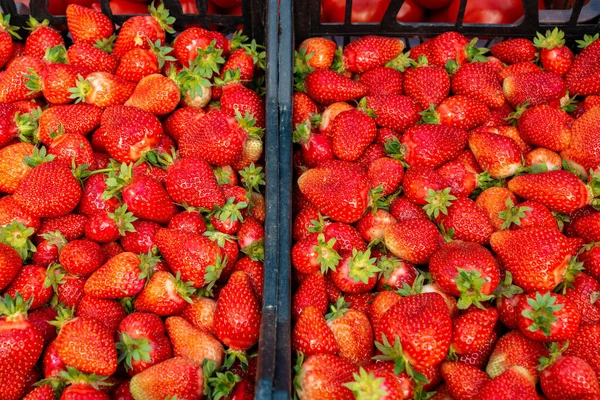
343,367,389,399
498,198,532,230
373,334,429,384
313,233,341,274
347,248,380,284
0,293,32,320
455,268,495,310
423,188,456,219
116,332,152,372
325,296,350,321
521,292,564,336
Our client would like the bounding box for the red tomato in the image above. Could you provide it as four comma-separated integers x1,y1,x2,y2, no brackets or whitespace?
412,0,452,10
321,0,392,23
397,0,426,22
443,0,545,24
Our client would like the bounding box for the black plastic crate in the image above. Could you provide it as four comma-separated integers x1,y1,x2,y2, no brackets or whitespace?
275,0,600,397
0,0,280,398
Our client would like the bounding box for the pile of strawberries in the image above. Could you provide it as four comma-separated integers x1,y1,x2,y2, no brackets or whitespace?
291,30,600,399
0,3,267,400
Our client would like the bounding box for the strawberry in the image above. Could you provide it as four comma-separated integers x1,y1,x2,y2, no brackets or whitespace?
49,267,86,309
316,102,354,136
100,105,163,163
486,330,548,383
292,271,329,319
367,157,404,196
452,61,505,109
169,211,208,236
124,74,180,115
0,294,44,400
403,58,450,109
525,148,562,170
5,264,53,309
356,209,397,242
36,213,87,243
330,108,377,161
298,160,369,223
563,324,600,377
293,92,318,126
222,41,265,83
181,296,216,332
219,79,265,128
24,18,64,59
297,37,337,70
400,124,468,169
534,28,574,76
0,14,20,69
516,104,572,151
565,35,600,96
490,38,536,64
133,271,194,316
54,315,117,376
497,61,542,82
28,306,58,346
304,69,368,105
377,292,452,371
22,385,55,400
38,104,103,146
429,241,499,309
358,67,403,96
564,273,600,325
163,106,205,142
293,123,334,168
129,357,204,400
69,72,136,108
517,291,581,341
325,298,373,366
67,42,118,74
456,330,498,369
573,212,600,242
117,42,176,83
111,2,175,59
83,252,154,298
440,361,490,400
154,228,224,289
0,142,35,193
25,63,85,105
0,56,45,103
427,95,490,130
540,344,600,400
477,366,539,400
498,200,558,231
362,95,422,132
165,316,224,368
384,219,444,265
213,271,261,351
428,32,484,67
561,105,600,176
47,132,95,169
507,170,591,213
438,196,494,243
120,220,160,254
165,157,225,210
172,27,229,68
336,36,403,74
0,242,23,290
491,227,579,292
503,72,566,108
75,295,127,332
293,305,339,356
66,4,113,45
344,367,404,400
294,353,357,400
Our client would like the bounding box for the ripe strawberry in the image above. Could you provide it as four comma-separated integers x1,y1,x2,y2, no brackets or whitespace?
563,324,600,377
67,42,118,74
344,367,405,400
516,104,572,151
219,80,265,128
165,316,224,368
5,265,53,310
497,61,542,82
0,56,45,102
165,157,225,210
456,330,498,369
534,28,574,76
294,353,357,400
403,59,450,109
358,67,403,96
36,213,87,243
233,257,264,301
293,305,338,356
133,271,194,316
400,124,468,169
330,108,377,161
50,268,85,309
0,242,23,290
490,38,536,64
172,26,229,68
540,345,600,400
298,160,370,224
213,271,261,351
564,273,600,325
0,142,35,193
221,41,264,83
47,132,95,169
124,74,180,115
316,102,354,136
292,271,328,319
507,170,590,213
517,291,581,341
441,361,490,400
22,385,55,400
503,72,566,108
0,14,19,69
297,37,337,70
304,69,368,105
428,95,490,130
367,157,404,196
0,294,44,400
24,18,64,59
477,366,539,400
499,200,558,231
100,105,163,163
28,306,58,346
428,32,481,67
75,295,127,332
561,105,600,175
293,92,318,126
155,228,223,289
163,106,205,142
69,72,136,108
66,4,113,45
54,316,117,376
337,35,404,73
169,210,207,236
525,148,562,170
83,252,154,298
117,43,175,83
294,123,334,168
573,211,600,242
38,104,103,146
429,241,499,308
24,63,85,105
377,292,452,370
565,36,600,96
486,330,548,383
181,296,216,332
362,95,422,132
452,61,505,109
111,2,174,59
129,357,204,400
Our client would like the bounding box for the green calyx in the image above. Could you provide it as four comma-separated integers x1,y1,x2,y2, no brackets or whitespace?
385,51,413,72
116,331,152,372
192,40,226,79
455,268,494,310
148,1,175,34
0,13,21,39
223,348,249,370
347,248,380,284
313,233,341,274
204,230,236,249
307,213,327,234
137,251,161,282
67,75,92,104
230,30,249,51
95,36,116,53
294,47,316,82
423,188,457,219
173,271,196,303
235,109,264,139
556,257,585,294
203,254,228,291
213,166,236,186
396,272,428,297
44,44,68,64
493,271,524,300
538,341,568,371
24,68,43,96
534,27,566,50
588,170,600,209
0,293,32,319
241,39,266,70
147,38,176,69
48,304,75,331
25,16,50,31
576,33,599,49
357,98,377,119
59,366,109,389
498,198,532,230
102,162,134,202
384,137,406,162
239,163,265,194
521,291,564,337
325,296,350,321
377,256,402,281
242,238,264,261
0,221,36,261
465,37,489,62
44,263,67,292
213,197,247,224
292,121,312,146
293,351,306,399
343,367,389,400
16,107,42,144
330,46,345,74
506,100,530,125
208,371,242,400
373,334,429,384
107,204,138,236
419,104,440,125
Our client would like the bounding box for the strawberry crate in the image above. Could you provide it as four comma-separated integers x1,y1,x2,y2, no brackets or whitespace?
0,0,280,398
276,0,600,398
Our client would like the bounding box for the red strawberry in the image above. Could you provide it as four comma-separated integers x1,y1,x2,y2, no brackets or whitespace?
129,357,204,400
540,345,600,400
325,298,373,366
294,353,357,399
486,330,548,383
428,32,481,67
330,108,377,161
324,222,367,253
456,330,498,369
477,366,539,400
165,316,223,368
441,361,490,400
304,69,368,105
181,296,216,332
294,123,335,168
338,35,404,73
36,214,87,244
384,218,444,264
516,291,581,341
22,385,55,400
163,106,205,142
367,157,404,196
430,95,490,130
563,324,600,377
534,28,574,76
0,14,19,70
452,61,505,109
507,170,590,213
66,4,113,44
219,80,265,128
120,220,161,254
362,95,422,132
124,74,179,115
357,209,397,242
24,18,64,59
133,271,194,316
497,61,542,82
564,273,600,325
297,37,337,70
498,200,558,231
172,27,229,68
0,56,45,102
67,42,118,74
573,212,600,242
565,36,600,96
517,104,572,151
0,142,35,194
293,92,318,126
38,104,103,146
292,271,328,319
561,105,600,176
0,243,23,291
5,265,52,310
344,367,405,400
213,271,261,351
490,38,536,64
402,165,448,205
400,124,468,169
358,67,403,96
503,72,566,108
165,157,225,210
429,240,499,309
403,59,450,109
75,295,127,332
69,72,136,108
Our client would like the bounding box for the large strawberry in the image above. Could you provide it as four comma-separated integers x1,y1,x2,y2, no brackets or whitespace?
561,105,600,176
565,35,600,96
452,61,505,109
362,95,422,133
66,4,113,45
400,124,468,169
517,104,573,151
294,353,357,400
330,108,377,161
503,72,566,108
129,357,204,400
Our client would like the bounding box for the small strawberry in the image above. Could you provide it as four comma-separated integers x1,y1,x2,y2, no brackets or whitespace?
330,108,377,161
293,306,339,356
172,27,229,68
335,35,404,74
399,124,468,169
325,298,373,366
304,69,368,105
133,271,194,316
66,4,114,45
441,361,490,400
490,38,536,64
525,148,562,171
534,28,575,76
403,56,451,109
124,74,180,115
296,37,337,71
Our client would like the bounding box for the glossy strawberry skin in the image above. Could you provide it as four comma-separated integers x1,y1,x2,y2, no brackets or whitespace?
402,124,468,169
305,69,368,105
